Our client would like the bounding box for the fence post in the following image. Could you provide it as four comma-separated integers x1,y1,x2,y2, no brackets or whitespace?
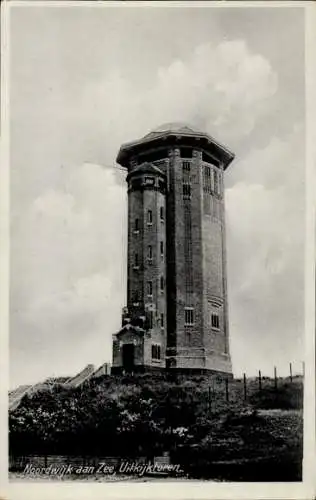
258,370,262,391
225,378,229,402
208,386,211,413
290,362,293,382
243,373,247,401
274,366,277,390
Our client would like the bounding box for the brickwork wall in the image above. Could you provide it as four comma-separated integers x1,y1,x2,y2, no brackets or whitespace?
113,133,233,375
127,189,144,311
220,170,231,355
166,150,177,354
174,150,204,364
142,188,167,365
112,338,120,367
124,170,167,369
201,161,231,371
169,148,186,364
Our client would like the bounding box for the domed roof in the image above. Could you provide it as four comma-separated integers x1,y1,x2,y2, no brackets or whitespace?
151,122,202,134
144,122,202,140
117,122,235,170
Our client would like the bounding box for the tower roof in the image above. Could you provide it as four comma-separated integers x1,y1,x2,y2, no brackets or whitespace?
144,122,202,140
126,162,166,181
117,122,235,170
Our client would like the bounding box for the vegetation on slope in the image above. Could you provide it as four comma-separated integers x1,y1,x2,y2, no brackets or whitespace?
9,373,303,480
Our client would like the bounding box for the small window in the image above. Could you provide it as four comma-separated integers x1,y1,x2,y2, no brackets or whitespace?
148,311,153,329
134,253,139,267
158,179,165,193
148,245,152,260
147,210,153,224
160,276,165,291
182,160,191,172
145,176,155,186
185,307,194,325
151,344,161,360
160,206,164,221
160,313,164,328
183,183,191,198
180,147,193,158
214,170,219,194
160,241,164,258
205,165,211,178
211,313,220,329
147,281,153,296
134,218,139,231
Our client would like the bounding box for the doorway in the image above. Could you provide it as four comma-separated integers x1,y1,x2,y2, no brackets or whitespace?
122,343,135,372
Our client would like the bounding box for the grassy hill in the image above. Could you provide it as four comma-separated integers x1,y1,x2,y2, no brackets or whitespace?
9,373,303,481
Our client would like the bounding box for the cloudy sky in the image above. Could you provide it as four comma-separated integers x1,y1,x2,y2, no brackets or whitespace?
10,5,305,388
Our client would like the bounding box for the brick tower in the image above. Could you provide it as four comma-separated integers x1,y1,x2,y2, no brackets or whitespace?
112,123,235,376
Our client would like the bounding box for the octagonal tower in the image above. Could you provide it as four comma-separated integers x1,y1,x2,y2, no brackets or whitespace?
112,123,235,376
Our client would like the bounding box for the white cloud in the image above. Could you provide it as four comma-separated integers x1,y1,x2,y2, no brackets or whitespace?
226,125,305,376
71,39,278,165
10,163,127,386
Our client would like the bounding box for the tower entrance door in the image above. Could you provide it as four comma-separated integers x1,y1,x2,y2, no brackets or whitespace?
122,343,135,372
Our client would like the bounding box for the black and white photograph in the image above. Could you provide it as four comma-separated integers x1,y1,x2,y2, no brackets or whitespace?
2,1,315,496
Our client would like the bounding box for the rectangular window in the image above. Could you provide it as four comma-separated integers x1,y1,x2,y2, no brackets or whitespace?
160,241,164,258
158,179,165,193
160,312,164,328
214,170,219,194
211,313,220,329
148,245,152,260
185,307,194,325
134,253,139,267
145,176,155,186
182,160,191,172
147,281,153,296
180,147,193,158
148,311,153,329
183,183,191,198
160,206,164,221
134,218,139,231
151,344,161,360
147,210,153,224
205,165,211,178
160,276,165,291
